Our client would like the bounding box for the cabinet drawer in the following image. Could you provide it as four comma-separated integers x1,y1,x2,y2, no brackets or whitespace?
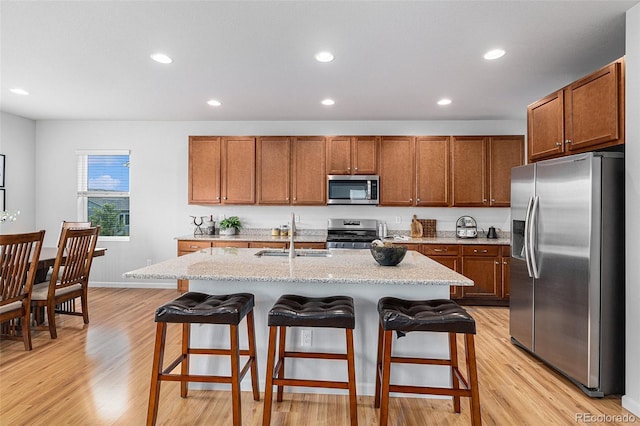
462,245,499,256
296,242,326,249
501,245,511,257
421,244,460,256
178,240,213,254
248,241,288,249
212,241,250,248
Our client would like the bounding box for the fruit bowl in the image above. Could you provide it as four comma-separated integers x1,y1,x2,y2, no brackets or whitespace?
369,244,408,266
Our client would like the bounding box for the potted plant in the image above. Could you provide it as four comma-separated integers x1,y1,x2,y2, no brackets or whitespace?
219,216,242,236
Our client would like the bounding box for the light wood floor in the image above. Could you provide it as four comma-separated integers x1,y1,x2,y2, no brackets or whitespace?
0,288,633,425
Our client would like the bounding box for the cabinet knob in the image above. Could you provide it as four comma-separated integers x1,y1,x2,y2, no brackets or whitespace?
286,197,289,201
354,167,358,171
555,142,562,147
483,199,487,203
348,167,351,171
417,198,421,202
223,196,227,200
409,198,413,202
565,139,572,144
216,196,220,200
433,248,447,252
503,261,508,265
491,199,495,202
495,261,500,265
474,249,488,253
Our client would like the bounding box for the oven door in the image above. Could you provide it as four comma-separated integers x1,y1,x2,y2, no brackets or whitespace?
327,175,379,205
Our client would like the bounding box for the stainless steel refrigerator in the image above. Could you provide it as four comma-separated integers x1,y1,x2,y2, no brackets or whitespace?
510,152,625,397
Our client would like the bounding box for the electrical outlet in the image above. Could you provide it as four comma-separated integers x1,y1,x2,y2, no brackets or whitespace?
295,215,300,223
395,216,402,223
301,329,312,347
146,259,152,266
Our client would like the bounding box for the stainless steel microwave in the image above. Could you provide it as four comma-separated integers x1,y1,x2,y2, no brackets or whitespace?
327,175,379,205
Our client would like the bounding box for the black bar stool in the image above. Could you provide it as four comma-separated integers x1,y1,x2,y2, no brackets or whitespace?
146,292,259,426
262,294,358,426
374,297,481,426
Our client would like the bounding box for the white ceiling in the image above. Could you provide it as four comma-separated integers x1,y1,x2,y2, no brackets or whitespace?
1,0,637,121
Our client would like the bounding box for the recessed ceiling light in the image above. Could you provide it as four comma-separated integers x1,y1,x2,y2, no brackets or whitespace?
484,49,506,60
150,53,173,64
9,88,29,96
321,99,335,106
437,98,452,106
315,51,334,63
207,99,222,107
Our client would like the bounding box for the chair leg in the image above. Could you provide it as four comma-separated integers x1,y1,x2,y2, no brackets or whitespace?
449,332,461,413
230,324,242,426
81,290,90,324
22,305,32,351
147,322,167,426
47,302,57,339
262,326,278,426
346,328,358,426
373,321,384,408
181,323,190,398
379,329,393,426
465,334,482,426
276,326,287,402
246,310,260,401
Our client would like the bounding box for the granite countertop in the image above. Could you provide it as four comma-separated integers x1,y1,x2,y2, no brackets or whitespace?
176,233,510,246
124,248,473,287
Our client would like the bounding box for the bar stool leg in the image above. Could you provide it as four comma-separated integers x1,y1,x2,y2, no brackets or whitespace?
379,329,393,426
449,332,461,413
373,321,385,408
246,310,260,401
181,323,190,398
262,326,278,426
230,324,242,426
147,322,167,426
276,326,287,402
346,328,358,426
465,334,481,426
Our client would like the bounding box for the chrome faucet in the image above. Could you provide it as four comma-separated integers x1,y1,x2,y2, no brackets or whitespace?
289,212,296,259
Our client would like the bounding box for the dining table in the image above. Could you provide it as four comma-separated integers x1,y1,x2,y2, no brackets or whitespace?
34,246,107,283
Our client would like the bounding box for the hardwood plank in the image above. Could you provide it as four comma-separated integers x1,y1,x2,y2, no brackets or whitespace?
0,289,633,425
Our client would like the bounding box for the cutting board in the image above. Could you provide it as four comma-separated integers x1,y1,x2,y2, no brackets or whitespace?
410,215,423,238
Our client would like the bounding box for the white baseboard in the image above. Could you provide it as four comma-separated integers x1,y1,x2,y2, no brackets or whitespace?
622,395,640,417
88,281,175,289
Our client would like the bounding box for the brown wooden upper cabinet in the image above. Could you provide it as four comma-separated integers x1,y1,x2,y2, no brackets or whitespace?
292,136,326,205
188,136,256,205
528,57,625,163
379,136,415,206
326,136,378,175
451,136,524,207
415,136,451,207
189,136,221,204
256,137,291,204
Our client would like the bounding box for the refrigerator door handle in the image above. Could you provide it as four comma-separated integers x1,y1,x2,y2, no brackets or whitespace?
529,195,541,279
523,196,534,278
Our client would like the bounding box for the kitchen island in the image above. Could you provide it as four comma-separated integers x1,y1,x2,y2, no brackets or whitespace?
124,247,473,396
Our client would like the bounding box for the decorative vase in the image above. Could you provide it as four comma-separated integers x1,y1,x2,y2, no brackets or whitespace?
220,228,236,236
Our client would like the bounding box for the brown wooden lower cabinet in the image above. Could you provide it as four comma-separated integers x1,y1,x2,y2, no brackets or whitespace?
418,243,510,306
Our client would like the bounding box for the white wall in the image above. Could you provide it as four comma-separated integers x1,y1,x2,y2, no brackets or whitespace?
0,111,36,233
34,119,524,285
623,3,640,417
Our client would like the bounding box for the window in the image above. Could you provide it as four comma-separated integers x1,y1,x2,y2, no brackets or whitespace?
77,150,130,240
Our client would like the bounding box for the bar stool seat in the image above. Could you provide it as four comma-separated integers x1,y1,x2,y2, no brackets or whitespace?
374,297,481,426
263,294,358,426
147,292,260,426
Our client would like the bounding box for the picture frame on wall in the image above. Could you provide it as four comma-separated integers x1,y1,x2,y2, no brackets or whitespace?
0,154,4,187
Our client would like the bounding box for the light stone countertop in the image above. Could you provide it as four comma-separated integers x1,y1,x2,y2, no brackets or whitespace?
124,247,473,287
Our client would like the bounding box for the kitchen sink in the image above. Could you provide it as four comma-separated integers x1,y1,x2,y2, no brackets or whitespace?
254,249,332,258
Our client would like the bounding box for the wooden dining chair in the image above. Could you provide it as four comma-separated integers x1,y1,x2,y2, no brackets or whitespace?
39,221,92,291
0,230,46,350
31,226,100,339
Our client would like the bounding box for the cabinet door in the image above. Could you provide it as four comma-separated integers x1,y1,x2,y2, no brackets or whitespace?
352,136,378,175
501,249,511,300
177,240,213,292
221,137,256,204
326,136,352,175
432,256,462,298
451,136,487,207
461,245,501,299
566,61,621,152
415,136,450,207
292,137,326,205
379,136,415,206
488,136,524,207
257,137,291,204
528,91,565,162
189,136,221,204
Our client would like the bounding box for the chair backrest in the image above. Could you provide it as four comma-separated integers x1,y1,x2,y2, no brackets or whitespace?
56,221,91,247
49,226,100,294
0,230,46,310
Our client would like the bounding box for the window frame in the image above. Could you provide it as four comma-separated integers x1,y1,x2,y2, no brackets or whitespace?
76,149,131,242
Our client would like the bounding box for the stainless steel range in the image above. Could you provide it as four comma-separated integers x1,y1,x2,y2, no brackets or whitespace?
326,218,378,249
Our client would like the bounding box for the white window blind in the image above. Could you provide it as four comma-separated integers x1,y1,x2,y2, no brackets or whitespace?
77,150,130,240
